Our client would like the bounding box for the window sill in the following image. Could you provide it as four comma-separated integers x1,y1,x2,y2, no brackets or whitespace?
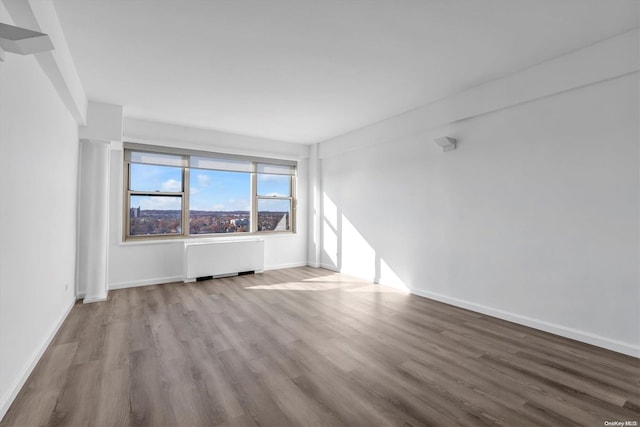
118,231,296,246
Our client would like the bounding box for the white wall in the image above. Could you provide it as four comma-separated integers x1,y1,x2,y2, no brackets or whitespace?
320,72,639,354
0,19,79,419
107,119,310,289
76,102,124,301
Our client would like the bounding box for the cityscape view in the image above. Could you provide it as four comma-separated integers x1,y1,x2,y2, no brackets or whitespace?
128,161,293,236
129,208,289,235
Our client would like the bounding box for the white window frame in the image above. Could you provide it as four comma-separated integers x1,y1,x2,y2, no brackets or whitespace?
123,144,296,241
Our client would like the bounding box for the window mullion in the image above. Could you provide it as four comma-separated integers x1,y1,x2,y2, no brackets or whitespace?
291,175,296,233
251,171,257,233
124,162,131,240
183,167,190,237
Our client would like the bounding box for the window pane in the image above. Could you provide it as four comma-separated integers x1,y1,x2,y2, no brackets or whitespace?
130,164,182,192
257,174,291,197
129,195,182,236
189,169,251,234
257,199,291,232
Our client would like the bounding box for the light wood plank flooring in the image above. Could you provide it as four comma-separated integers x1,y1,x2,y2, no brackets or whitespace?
2,267,639,426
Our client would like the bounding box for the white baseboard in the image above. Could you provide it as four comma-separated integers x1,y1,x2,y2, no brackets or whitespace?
83,296,108,304
109,275,184,290
411,288,640,358
263,261,308,271
0,297,76,422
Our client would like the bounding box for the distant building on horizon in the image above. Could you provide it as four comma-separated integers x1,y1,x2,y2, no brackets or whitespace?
130,206,141,218
232,218,250,227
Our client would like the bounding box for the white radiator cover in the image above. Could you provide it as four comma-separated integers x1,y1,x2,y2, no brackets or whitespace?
183,239,264,282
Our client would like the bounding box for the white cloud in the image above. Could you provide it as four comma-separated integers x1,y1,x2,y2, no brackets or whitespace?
161,179,181,192
197,174,211,187
190,187,199,195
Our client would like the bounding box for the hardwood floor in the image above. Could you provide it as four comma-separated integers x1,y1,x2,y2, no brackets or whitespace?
2,267,638,426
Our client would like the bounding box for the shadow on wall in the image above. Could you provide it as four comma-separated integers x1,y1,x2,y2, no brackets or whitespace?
321,192,409,293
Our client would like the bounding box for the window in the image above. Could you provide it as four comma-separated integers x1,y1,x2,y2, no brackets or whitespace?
256,163,294,232
189,169,251,234
124,146,296,240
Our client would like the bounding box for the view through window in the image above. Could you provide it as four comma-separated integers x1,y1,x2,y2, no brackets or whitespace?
125,147,295,239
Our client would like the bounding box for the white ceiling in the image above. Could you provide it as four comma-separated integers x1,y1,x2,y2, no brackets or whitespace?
52,0,638,144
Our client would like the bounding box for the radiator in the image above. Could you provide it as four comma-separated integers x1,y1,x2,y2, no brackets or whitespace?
183,239,264,282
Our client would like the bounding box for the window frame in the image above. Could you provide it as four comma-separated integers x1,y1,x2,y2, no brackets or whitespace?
125,163,187,238
123,144,296,241
254,173,296,233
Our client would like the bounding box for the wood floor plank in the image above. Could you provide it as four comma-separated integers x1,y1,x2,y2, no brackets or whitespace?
249,356,344,427
93,366,130,427
128,348,177,427
2,267,638,427
217,349,293,427
185,338,245,421
47,360,103,426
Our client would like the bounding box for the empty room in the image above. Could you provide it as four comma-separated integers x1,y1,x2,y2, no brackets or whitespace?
0,0,638,426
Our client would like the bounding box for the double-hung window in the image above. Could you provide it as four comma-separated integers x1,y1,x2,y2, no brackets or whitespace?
256,163,295,232
124,145,296,240
127,151,186,237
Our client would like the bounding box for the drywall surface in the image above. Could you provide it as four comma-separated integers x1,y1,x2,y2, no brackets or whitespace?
319,29,639,159
79,102,123,141
320,74,639,355
0,45,79,417
107,127,309,289
76,139,110,301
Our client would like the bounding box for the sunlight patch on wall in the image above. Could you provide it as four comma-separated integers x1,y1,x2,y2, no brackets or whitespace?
322,222,339,267
378,258,410,293
312,181,319,250
323,193,338,229
322,193,339,267
341,214,375,281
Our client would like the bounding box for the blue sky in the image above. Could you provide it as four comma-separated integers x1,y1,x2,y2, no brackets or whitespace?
191,169,250,211
130,164,290,211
